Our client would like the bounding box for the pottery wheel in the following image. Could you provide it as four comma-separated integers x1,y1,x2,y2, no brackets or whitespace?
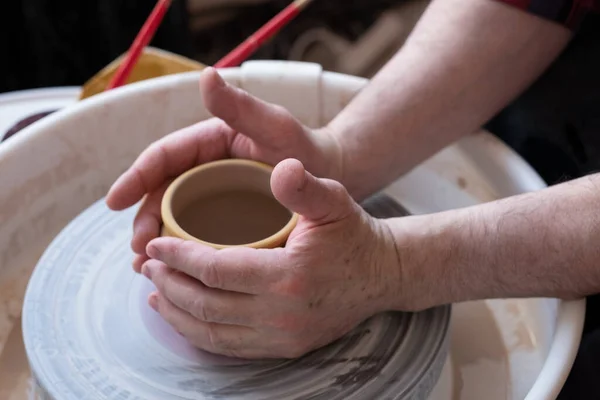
22,193,450,400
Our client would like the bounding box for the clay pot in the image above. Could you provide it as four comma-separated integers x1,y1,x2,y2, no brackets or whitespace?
160,159,299,249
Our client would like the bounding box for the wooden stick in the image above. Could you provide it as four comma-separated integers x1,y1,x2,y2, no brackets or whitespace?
107,0,172,90
214,0,315,68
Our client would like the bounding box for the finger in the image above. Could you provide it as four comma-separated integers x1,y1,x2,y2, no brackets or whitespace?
131,181,171,255
132,253,148,274
143,260,257,326
200,67,303,146
106,118,233,211
150,291,259,358
271,158,355,223
146,237,284,295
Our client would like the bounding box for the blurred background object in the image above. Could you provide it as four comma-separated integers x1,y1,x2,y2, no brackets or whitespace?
0,0,194,93
0,0,429,93
1,0,599,190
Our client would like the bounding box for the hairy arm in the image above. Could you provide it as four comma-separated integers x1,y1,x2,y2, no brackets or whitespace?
327,0,572,200
385,174,600,310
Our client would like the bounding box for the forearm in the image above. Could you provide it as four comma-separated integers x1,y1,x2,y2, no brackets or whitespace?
329,0,571,200
387,174,600,310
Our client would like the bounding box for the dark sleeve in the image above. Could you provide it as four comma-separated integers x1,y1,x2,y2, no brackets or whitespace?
492,0,597,30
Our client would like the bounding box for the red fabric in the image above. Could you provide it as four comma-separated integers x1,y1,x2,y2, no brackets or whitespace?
499,0,532,7
495,0,599,29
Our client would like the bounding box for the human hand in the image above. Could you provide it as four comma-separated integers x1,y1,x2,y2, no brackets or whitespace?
140,159,401,359
106,67,343,272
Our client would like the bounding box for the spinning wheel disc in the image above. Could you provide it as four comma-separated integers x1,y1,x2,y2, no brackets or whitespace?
23,193,450,399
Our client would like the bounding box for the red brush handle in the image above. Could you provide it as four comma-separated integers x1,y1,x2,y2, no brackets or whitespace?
107,0,172,90
214,0,309,68
106,0,312,91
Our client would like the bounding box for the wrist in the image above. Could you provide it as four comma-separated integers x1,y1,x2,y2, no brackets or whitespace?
316,124,369,201
365,216,405,315
311,126,345,188
381,214,466,312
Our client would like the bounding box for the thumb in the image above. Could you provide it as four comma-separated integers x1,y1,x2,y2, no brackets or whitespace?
271,159,355,223
199,67,302,146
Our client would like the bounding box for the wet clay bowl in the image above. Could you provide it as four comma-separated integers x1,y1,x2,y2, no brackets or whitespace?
161,159,298,249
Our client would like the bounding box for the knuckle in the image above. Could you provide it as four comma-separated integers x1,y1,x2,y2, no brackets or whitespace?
156,296,177,325
191,297,214,322
271,105,297,133
131,164,150,193
269,314,307,333
178,240,198,265
231,88,253,119
199,253,223,289
331,180,351,202
151,268,169,290
178,239,195,253
206,324,228,351
148,139,168,155
270,104,289,117
326,180,355,219
159,243,177,261
159,273,182,300
273,270,311,299
177,289,197,313
144,141,168,167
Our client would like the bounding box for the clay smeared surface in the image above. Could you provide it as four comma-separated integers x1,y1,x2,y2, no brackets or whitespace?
449,302,510,400
0,194,556,400
21,194,450,400
0,318,30,400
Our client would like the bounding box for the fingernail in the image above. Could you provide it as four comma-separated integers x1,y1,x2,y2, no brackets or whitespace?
141,262,155,279
148,293,159,311
146,242,160,259
211,67,226,87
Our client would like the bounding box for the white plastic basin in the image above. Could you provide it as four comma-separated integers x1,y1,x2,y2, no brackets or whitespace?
0,60,585,399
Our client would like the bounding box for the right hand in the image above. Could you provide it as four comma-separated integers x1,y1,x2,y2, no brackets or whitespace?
105,67,343,273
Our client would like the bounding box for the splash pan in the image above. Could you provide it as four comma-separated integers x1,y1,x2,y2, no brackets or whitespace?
0,60,585,399
22,194,450,399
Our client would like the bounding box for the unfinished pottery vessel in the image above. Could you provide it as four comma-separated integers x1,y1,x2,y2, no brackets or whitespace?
161,159,298,249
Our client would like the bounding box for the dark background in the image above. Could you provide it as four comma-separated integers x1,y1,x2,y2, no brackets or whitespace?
0,0,404,93
1,0,597,187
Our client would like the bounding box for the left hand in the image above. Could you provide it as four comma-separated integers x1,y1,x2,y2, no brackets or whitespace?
140,158,401,359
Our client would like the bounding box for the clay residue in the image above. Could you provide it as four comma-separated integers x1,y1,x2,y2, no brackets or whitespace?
450,301,510,399
0,265,36,348
0,149,89,273
426,156,499,204
504,301,536,351
0,317,31,400
452,302,507,363
0,265,36,400
451,358,464,400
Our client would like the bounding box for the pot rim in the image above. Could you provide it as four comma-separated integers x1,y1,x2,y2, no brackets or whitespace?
160,158,299,249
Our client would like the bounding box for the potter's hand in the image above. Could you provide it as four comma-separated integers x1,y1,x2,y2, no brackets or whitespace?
141,159,400,359
105,68,342,272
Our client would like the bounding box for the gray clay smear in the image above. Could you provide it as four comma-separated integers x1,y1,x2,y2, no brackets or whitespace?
22,193,450,400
